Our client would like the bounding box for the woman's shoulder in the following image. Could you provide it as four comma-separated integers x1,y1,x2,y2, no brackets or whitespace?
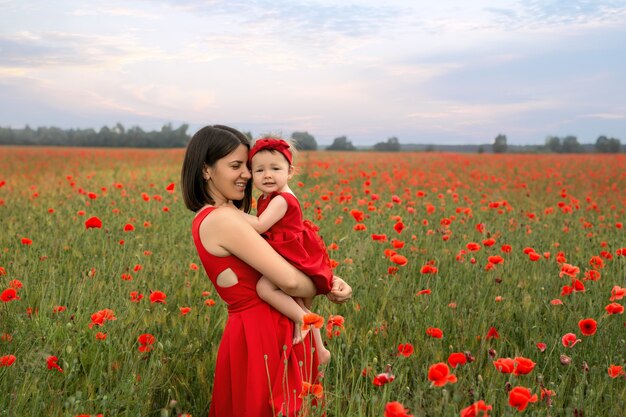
198,205,243,223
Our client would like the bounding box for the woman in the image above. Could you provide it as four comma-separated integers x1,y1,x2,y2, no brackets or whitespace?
181,125,352,417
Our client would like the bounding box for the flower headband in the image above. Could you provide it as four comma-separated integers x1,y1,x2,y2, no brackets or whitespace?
248,138,293,164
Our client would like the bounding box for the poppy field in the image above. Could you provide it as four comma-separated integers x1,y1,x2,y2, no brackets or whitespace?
1,146,626,417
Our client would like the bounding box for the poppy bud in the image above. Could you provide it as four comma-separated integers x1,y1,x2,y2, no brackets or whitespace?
464,351,476,363
488,348,497,358
560,354,572,366
504,382,512,393
581,361,589,373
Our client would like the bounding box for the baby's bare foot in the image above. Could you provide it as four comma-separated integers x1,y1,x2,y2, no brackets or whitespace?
317,347,331,365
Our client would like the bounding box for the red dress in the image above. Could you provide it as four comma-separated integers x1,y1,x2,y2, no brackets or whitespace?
257,192,333,295
192,206,320,417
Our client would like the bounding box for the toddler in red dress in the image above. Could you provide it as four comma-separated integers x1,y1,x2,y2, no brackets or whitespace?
242,137,333,364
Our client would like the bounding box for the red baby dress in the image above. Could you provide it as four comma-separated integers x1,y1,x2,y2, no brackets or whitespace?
192,206,320,417
257,192,333,295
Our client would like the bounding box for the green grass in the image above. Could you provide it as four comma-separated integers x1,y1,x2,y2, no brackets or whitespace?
1,148,626,416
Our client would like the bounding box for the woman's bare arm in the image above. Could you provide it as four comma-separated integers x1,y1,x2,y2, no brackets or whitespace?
199,207,316,298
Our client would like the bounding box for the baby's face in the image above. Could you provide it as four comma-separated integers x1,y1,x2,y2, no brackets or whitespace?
250,150,293,194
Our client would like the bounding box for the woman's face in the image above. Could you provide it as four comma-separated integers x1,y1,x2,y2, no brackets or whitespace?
204,144,251,205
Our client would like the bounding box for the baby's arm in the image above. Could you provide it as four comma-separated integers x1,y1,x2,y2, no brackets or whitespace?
240,195,288,234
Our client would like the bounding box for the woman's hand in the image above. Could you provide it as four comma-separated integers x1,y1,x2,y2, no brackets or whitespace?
326,275,352,304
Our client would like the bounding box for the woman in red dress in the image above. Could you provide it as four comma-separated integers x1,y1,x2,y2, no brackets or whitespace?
181,125,352,417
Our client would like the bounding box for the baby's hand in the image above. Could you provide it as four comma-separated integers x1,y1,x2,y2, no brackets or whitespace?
327,276,352,304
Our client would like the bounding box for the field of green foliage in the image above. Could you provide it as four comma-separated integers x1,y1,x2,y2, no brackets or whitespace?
1,147,626,416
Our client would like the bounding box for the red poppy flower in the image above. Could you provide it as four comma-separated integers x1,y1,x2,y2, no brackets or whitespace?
21,237,32,245
149,291,166,304
130,291,143,302
460,400,492,417
390,254,408,266
89,308,117,328
427,362,457,387
373,371,395,386
9,280,22,289
302,313,324,329
482,238,495,247
508,386,538,411
486,326,499,339
584,270,601,281
353,223,367,231
493,357,515,373
391,239,405,249
1,288,19,302
589,256,604,270
165,182,175,193
85,216,103,229
0,354,16,367
137,333,155,352
326,314,345,338
610,286,626,301
466,242,481,252
608,365,625,378
501,244,512,253
397,343,414,357
528,252,541,262
561,333,581,347
371,234,388,242
536,342,547,352
559,263,580,278
47,355,63,372
426,327,443,338
578,318,597,336
513,356,536,375
123,223,135,232
95,332,107,340
179,307,191,316
605,303,624,315
350,209,364,222
393,222,405,234
384,401,413,417
299,381,324,399
447,352,467,368
488,255,504,265
416,289,431,296
420,265,438,274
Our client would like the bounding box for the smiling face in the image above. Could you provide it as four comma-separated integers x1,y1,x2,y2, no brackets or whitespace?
250,150,294,195
204,144,251,205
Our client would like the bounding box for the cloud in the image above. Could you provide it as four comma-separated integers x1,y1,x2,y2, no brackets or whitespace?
485,0,626,30
68,6,162,19
582,112,626,120
0,31,165,68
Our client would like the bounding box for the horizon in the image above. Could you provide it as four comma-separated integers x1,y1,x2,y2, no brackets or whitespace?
1,0,625,146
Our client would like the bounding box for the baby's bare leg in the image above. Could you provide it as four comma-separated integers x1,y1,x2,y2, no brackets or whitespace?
296,298,331,365
257,276,309,344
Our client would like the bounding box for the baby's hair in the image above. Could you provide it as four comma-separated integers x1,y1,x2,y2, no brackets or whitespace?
254,133,299,165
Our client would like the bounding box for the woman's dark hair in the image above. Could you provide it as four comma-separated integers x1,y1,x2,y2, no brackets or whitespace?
181,125,252,213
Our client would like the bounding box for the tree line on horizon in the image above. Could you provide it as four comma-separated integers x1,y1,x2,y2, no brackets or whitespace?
0,124,622,153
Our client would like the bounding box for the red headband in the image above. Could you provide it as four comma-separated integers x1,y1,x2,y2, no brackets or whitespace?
248,138,293,164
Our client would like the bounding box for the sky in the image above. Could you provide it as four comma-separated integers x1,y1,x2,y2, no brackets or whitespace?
1,0,626,146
